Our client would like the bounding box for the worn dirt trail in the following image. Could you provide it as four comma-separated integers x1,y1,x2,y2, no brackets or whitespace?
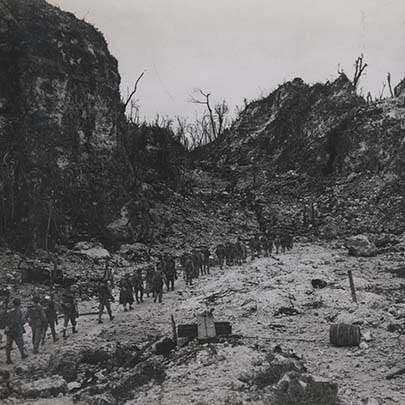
1,242,404,404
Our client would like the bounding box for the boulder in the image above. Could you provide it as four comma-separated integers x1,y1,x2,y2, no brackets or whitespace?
12,375,67,398
118,243,150,263
274,372,338,405
154,337,176,356
74,242,110,260
345,235,377,257
106,206,132,244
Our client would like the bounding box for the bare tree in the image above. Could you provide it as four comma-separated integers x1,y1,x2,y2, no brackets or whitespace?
353,54,368,89
215,100,229,138
379,81,386,100
124,71,145,109
387,73,394,98
189,89,230,146
190,89,217,142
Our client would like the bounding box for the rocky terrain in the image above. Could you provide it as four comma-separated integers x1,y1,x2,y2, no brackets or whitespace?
0,241,404,404
0,1,404,404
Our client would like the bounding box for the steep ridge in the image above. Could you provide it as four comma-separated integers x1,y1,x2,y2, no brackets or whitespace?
197,75,405,237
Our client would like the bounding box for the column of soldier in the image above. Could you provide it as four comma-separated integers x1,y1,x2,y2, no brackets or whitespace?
1,232,293,364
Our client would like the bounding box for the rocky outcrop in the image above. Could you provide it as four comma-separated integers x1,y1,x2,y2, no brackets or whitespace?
345,235,377,257
0,0,125,249
197,74,405,236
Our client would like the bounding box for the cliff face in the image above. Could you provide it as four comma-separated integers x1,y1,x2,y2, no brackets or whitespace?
198,74,405,236
0,0,125,249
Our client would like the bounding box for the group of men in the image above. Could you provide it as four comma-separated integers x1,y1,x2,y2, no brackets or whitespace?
249,231,294,258
1,284,78,364
97,252,177,324
180,246,210,286
2,232,295,364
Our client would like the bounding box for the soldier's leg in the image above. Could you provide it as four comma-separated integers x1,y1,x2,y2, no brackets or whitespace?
63,312,69,338
32,327,42,353
98,302,104,323
6,335,13,363
15,334,27,359
41,323,48,345
158,289,162,303
71,314,78,333
106,302,113,320
50,320,58,341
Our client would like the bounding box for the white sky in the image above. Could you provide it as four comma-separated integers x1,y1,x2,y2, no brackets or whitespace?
49,0,405,121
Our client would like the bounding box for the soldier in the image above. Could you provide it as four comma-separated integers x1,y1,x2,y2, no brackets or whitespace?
215,244,226,269
119,274,134,311
163,253,176,291
224,241,234,266
249,235,261,259
280,233,289,253
152,269,164,304
287,233,294,250
98,280,114,323
131,268,144,303
61,284,79,338
4,298,28,364
261,233,273,257
191,249,202,277
274,235,281,254
183,254,194,286
26,295,47,354
41,294,58,344
145,265,154,298
198,246,210,275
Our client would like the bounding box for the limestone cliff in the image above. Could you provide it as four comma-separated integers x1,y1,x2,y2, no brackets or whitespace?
0,0,125,249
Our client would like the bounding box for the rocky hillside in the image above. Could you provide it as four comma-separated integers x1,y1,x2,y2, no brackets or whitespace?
0,0,126,250
196,74,405,237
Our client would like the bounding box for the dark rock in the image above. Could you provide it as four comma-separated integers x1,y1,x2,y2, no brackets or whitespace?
11,375,67,399
154,337,176,356
345,235,377,257
311,279,327,289
274,372,338,405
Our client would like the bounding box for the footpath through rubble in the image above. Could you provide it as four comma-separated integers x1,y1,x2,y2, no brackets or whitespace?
0,242,404,405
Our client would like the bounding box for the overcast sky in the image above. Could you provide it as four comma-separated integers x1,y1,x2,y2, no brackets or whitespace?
49,0,405,121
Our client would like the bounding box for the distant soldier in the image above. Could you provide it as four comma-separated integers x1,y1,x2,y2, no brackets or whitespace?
215,244,226,269
152,270,164,304
286,233,294,250
41,294,58,344
224,241,234,266
98,280,114,323
280,233,289,253
26,295,47,354
274,235,281,254
51,258,64,286
261,234,273,257
191,249,203,277
198,246,210,275
131,269,144,303
119,274,134,311
249,235,261,259
4,298,28,364
145,265,154,298
163,253,176,291
183,255,194,286
61,284,79,338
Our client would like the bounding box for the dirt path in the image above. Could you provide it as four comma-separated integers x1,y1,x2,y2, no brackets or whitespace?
1,242,404,404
